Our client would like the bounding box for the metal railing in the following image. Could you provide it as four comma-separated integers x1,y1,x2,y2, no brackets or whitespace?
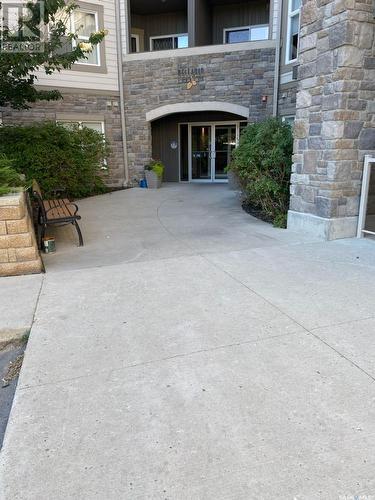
357,155,375,238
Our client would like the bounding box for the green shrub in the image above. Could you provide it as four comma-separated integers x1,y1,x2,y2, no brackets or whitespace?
145,159,165,179
0,122,109,198
229,118,293,228
0,155,24,196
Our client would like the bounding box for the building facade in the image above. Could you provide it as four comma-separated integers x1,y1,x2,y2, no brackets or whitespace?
120,0,281,184
1,0,374,239
1,0,127,188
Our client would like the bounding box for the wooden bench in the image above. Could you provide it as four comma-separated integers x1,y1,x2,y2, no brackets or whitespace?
32,180,84,248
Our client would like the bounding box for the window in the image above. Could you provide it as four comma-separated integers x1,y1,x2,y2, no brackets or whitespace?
59,120,104,133
58,121,107,169
226,28,249,44
131,34,140,53
224,25,269,44
52,7,104,68
150,34,188,51
72,10,100,65
281,115,295,126
286,0,301,63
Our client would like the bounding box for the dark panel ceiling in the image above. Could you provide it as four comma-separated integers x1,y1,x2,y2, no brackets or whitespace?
131,0,187,15
209,0,263,5
130,0,265,16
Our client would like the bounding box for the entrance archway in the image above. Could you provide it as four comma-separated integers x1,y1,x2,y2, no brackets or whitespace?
146,101,250,122
151,109,249,182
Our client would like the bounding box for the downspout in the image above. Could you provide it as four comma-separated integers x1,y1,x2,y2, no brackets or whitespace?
272,0,283,117
115,0,130,187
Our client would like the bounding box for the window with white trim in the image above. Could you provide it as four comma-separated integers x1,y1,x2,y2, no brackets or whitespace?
286,0,301,63
58,121,108,169
72,10,100,65
224,25,269,44
281,115,295,126
150,33,188,51
59,120,104,133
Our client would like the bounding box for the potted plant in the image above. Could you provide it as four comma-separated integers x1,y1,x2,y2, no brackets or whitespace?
144,159,164,189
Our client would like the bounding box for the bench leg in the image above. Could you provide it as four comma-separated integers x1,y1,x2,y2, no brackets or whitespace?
73,220,84,247
39,224,46,250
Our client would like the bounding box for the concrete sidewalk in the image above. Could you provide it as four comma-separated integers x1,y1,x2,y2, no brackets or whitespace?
1,184,375,499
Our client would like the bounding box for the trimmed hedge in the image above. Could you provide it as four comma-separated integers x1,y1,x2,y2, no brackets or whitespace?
0,155,23,196
0,122,109,198
229,118,293,227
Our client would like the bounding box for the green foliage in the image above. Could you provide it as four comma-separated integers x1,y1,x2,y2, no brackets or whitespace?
0,155,24,196
145,160,165,179
0,122,109,198
229,118,293,227
0,0,106,109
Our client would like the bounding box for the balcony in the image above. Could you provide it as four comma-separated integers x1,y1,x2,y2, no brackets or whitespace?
128,0,271,55
129,0,188,53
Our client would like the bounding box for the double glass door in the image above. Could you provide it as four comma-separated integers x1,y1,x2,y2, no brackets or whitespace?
189,123,237,182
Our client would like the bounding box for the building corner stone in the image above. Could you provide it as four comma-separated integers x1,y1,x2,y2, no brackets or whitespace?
287,0,375,240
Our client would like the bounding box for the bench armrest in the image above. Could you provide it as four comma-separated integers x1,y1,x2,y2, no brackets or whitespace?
66,203,79,215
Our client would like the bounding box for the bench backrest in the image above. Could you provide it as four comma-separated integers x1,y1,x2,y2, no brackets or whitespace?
32,179,47,221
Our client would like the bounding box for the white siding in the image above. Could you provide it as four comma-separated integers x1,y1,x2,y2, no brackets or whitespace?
272,0,280,39
119,0,129,55
35,0,119,92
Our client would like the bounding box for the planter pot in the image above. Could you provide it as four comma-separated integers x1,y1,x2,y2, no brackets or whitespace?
145,170,162,189
227,170,241,191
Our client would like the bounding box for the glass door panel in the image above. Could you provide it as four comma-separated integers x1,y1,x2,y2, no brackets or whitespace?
191,126,212,180
214,125,236,180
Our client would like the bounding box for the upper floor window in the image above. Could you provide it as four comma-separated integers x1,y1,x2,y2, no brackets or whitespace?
72,10,100,65
286,0,301,63
224,25,269,44
150,34,188,51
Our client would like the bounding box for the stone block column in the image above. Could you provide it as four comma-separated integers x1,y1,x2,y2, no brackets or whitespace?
0,192,43,277
288,0,375,240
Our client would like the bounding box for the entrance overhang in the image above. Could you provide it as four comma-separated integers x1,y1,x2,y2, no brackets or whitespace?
146,101,250,122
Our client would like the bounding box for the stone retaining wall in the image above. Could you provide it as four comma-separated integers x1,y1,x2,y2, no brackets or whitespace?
0,192,43,277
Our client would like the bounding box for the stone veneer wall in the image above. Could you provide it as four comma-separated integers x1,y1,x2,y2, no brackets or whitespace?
278,82,298,117
123,48,275,181
288,0,375,239
1,91,125,188
0,192,43,277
